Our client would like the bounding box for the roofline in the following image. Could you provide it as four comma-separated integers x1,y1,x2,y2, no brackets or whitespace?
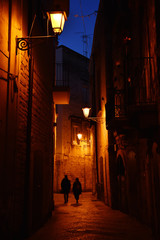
56,45,89,60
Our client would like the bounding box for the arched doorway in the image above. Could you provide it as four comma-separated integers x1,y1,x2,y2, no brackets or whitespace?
116,154,128,212
127,150,137,216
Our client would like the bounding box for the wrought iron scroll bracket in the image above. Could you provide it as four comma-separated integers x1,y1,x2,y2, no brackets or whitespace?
16,38,32,54
16,35,56,55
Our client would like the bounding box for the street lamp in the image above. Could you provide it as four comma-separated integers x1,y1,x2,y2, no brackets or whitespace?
49,11,67,34
82,107,91,118
16,11,67,52
77,132,82,140
82,107,104,123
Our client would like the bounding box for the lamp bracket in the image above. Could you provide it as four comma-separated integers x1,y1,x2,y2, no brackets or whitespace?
16,35,56,54
16,38,31,52
87,117,105,123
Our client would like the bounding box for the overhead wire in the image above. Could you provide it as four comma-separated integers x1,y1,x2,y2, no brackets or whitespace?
79,0,90,57
74,11,98,18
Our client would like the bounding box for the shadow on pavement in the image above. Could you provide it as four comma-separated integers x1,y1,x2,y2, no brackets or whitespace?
71,203,82,207
54,203,69,208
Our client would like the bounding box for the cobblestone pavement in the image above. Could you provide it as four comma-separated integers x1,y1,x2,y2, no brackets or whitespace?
27,192,154,240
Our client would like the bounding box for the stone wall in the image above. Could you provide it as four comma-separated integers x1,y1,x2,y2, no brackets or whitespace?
0,0,55,238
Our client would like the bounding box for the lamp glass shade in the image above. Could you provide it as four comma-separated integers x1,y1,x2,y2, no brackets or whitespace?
50,11,67,34
77,133,82,140
82,107,91,118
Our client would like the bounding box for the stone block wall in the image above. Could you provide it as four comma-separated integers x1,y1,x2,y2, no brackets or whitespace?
0,0,55,238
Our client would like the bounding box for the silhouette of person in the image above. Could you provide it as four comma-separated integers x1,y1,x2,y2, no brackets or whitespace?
61,175,71,203
73,178,82,204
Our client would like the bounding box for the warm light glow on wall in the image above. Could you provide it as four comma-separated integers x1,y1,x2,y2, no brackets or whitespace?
82,107,91,118
77,133,82,140
50,11,67,34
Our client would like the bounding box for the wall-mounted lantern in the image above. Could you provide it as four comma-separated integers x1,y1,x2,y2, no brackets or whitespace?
82,107,104,123
49,11,67,34
82,107,91,118
16,10,67,53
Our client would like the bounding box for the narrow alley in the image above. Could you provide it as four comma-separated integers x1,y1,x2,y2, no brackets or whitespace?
27,192,154,240
1,1,160,239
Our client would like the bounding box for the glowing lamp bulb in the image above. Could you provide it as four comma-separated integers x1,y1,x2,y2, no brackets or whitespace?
82,107,91,118
50,11,67,34
77,133,82,140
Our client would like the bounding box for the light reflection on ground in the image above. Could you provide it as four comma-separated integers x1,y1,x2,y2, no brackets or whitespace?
28,192,154,240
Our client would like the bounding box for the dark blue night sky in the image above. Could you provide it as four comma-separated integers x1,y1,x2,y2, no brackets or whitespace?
58,0,100,58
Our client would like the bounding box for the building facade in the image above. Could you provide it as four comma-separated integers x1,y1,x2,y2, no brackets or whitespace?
0,0,69,239
54,46,96,193
91,0,160,239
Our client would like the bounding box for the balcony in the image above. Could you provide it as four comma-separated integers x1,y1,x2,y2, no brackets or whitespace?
106,57,159,132
106,88,158,133
106,89,130,132
53,63,70,104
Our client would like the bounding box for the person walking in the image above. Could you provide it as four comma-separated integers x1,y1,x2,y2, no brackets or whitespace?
73,178,82,204
61,175,71,203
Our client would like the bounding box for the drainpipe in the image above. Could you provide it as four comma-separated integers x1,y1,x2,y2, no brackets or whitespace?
23,0,33,236
23,55,33,236
95,124,99,183
92,55,99,184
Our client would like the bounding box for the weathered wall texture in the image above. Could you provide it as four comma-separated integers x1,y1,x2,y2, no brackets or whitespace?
0,0,67,238
91,0,160,238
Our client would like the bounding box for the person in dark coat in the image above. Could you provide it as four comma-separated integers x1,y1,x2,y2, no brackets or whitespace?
73,178,82,204
61,175,71,203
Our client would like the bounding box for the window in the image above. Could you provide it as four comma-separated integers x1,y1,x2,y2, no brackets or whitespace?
71,120,82,145
71,118,91,145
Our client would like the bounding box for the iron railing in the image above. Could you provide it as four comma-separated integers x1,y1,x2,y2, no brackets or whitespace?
113,56,158,118
56,63,69,87
114,86,157,118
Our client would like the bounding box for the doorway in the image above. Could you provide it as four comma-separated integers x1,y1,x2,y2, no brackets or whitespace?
117,154,127,212
32,150,43,231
